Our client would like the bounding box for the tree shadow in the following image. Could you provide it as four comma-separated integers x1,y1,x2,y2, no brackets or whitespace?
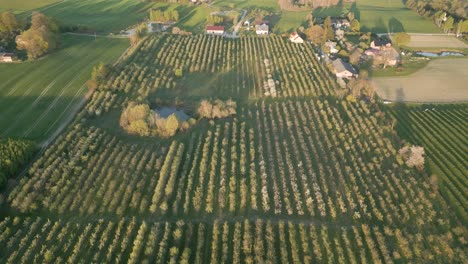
350,2,360,21
388,17,405,33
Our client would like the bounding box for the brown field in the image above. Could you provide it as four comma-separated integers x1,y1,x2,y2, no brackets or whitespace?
407,34,468,48
374,58,468,102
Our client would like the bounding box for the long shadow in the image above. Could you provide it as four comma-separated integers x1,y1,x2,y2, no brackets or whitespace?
0,95,77,142
388,17,405,33
350,2,360,21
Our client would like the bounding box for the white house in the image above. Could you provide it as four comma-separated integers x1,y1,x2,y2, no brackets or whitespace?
332,58,357,79
255,24,269,35
289,32,304,44
0,53,14,63
206,26,225,35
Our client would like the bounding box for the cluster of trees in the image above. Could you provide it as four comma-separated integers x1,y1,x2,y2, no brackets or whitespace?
87,63,113,91
130,23,148,46
405,0,467,19
304,15,334,44
16,12,59,59
206,15,224,26
120,102,193,137
392,32,411,46
345,70,376,101
0,12,20,49
399,145,425,171
197,99,237,119
149,9,179,22
405,0,468,36
0,138,35,188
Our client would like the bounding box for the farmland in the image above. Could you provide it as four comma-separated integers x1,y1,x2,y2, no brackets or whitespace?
390,104,468,223
406,34,468,49
373,58,468,102
0,35,466,263
0,34,128,142
313,0,439,33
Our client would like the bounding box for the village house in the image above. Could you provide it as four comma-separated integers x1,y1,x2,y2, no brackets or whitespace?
366,38,399,67
370,38,392,50
289,32,304,44
255,23,269,35
0,53,15,63
332,58,357,79
206,26,225,35
325,41,339,53
243,19,253,27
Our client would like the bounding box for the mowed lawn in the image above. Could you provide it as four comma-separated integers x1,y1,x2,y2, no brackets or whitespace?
374,58,468,102
314,0,439,33
0,34,128,142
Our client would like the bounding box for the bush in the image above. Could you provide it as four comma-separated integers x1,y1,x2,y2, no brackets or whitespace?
197,99,237,119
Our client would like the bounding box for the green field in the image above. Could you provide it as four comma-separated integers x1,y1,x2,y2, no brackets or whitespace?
314,0,439,33
214,0,279,10
0,34,128,142
0,0,60,10
0,35,465,263
390,104,468,223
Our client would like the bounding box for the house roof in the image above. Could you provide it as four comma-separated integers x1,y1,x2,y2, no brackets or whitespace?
206,26,224,31
373,38,392,47
256,24,269,31
0,53,14,57
332,59,357,74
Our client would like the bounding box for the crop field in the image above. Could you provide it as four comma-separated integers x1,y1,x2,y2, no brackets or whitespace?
0,34,128,142
313,0,439,33
406,34,468,49
0,35,465,263
373,58,468,102
390,104,468,223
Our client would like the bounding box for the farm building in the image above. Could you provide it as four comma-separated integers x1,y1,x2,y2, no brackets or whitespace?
0,53,15,63
147,22,170,33
243,19,253,27
206,26,225,35
289,32,304,44
256,24,269,35
332,58,357,79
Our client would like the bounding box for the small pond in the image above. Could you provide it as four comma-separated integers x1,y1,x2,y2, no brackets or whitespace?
415,51,465,57
154,107,190,121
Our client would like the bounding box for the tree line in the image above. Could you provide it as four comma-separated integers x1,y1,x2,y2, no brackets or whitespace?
405,0,468,36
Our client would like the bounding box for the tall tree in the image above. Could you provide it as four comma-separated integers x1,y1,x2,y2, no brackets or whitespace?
323,16,334,41
350,19,360,32
16,12,58,60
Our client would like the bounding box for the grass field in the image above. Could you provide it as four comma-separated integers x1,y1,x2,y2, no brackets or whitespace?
390,104,468,223
0,0,60,10
374,58,468,102
406,34,468,49
314,0,439,33
214,0,279,10
0,34,128,142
